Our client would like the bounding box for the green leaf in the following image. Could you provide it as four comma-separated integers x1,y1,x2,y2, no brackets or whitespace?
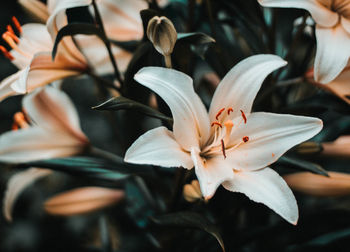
177,32,215,45
18,156,130,182
151,211,225,252
52,23,106,60
277,156,329,177
92,96,173,124
109,39,139,52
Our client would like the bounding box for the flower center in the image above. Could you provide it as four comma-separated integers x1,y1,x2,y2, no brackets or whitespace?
203,107,250,159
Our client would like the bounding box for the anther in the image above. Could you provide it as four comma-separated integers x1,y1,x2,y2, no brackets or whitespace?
4,31,19,43
240,110,247,124
227,107,233,115
0,46,14,60
211,122,222,128
215,108,225,120
221,139,226,159
13,112,29,129
243,136,249,142
12,16,22,34
7,25,15,35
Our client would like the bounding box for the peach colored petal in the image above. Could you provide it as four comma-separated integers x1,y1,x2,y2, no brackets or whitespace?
322,135,350,157
44,187,124,216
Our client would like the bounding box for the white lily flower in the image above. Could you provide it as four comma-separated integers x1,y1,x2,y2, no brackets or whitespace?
0,20,88,102
259,0,350,84
124,55,323,224
0,86,89,163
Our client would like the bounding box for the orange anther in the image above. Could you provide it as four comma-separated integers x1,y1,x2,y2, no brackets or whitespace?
211,122,222,128
0,45,14,60
11,123,19,131
240,110,247,124
7,25,15,35
4,31,19,43
13,112,29,129
215,108,225,120
227,107,233,115
12,16,22,34
221,139,226,159
243,136,249,142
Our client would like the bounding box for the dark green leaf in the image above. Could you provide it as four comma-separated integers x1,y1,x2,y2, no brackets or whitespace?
17,156,131,182
177,32,215,44
151,211,225,252
92,96,173,124
140,9,159,41
52,23,106,60
109,39,139,52
277,156,329,177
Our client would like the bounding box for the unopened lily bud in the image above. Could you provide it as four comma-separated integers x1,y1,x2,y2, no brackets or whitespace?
322,136,350,158
147,16,177,57
295,141,322,154
284,172,350,197
183,180,203,202
44,187,124,216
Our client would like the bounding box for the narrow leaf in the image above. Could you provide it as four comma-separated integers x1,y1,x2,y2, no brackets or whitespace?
92,96,173,124
277,156,329,177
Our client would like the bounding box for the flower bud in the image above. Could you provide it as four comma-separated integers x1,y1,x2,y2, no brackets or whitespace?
147,16,177,56
284,172,350,197
183,180,203,202
44,187,124,216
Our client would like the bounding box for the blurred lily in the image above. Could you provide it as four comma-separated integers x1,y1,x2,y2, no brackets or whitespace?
259,0,350,84
125,54,323,224
322,135,350,157
0,86,89,163
284,172,350,197
1,86,89,221
0,19,88,102
44,187,124,216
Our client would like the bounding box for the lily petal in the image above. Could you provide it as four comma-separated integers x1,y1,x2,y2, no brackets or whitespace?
3,168,52,222
0,127,85,163
125,126,193,169
314,24,350,83
23,86,87,142
223,168,298,224
209,55,287,121
191,148,234,199
0,69,28,102
134,67,211,150
341,16,350,34
227,112,322,171
258,0,338,27
321,67,350,104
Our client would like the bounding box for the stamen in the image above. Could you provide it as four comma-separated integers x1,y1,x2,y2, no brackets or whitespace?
243,136,249,142
2,34,31,58
4,31,19,43
221,139,226,159
240,110,247,124
12,16,22,34
7,25,15,35
13,112,29,129
227,107,233,115
211,122,222,128
0,45,14,60
215,108,225,120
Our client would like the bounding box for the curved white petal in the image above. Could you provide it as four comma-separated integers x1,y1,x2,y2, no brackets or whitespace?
23,86,88,142
134,67,210,151
125,126,193,169
314,24,350,83
259,0,338,27
0,127,85,163
227,112,323,171
191,148,234,199
0,69,28,102
223,168,298,225
3,168,52,222
341,16,350,34
209,55,287,121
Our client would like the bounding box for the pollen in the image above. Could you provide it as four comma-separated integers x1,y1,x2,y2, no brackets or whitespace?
12,16,22,34
243,136,249,142
211,121,222,128
7,25,15,35
13,112,29,129
227,107,233,115
215,108,225,120
240,110,247,124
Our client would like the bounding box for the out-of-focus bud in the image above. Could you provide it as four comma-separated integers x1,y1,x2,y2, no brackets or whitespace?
44,187,124,216
322,136,350,158
147,16,177,67
18,0,49,23
295,141,322,154
284,172,350,197
183,180,203,202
